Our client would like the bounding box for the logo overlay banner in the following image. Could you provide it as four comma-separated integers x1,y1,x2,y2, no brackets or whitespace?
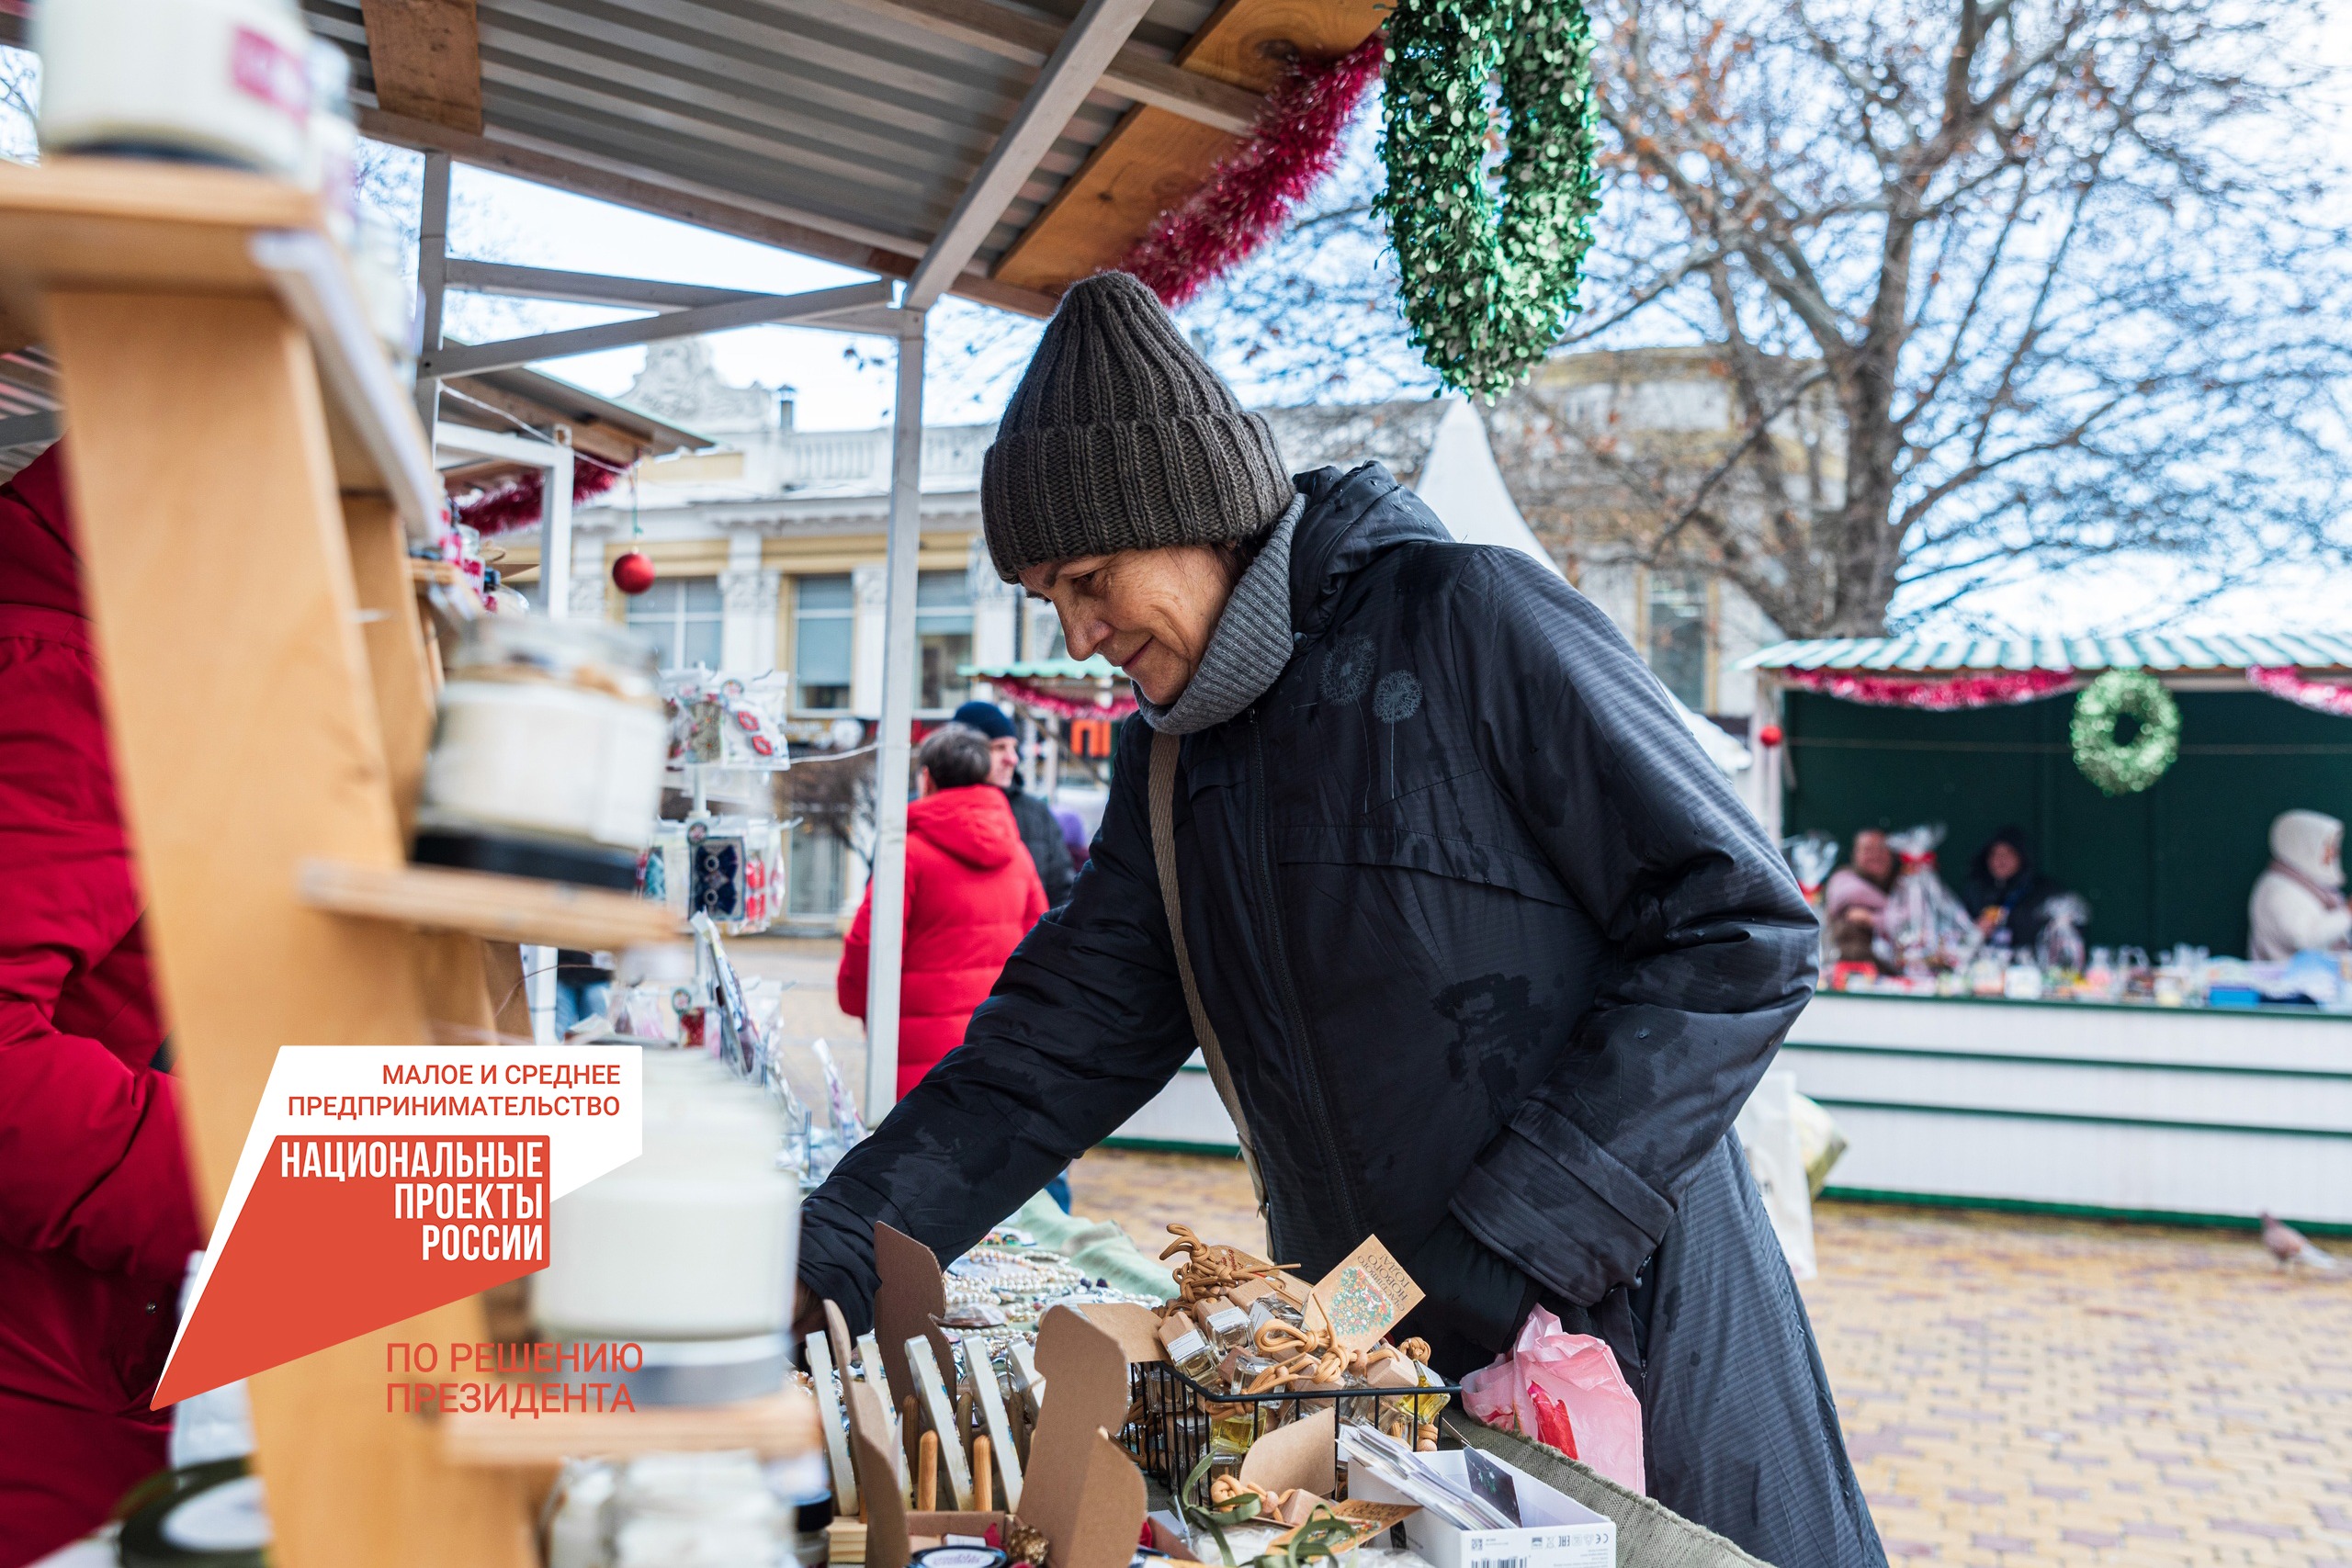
156,1046,642,1407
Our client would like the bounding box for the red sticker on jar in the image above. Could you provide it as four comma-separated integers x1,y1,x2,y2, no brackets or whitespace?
231,27,311,124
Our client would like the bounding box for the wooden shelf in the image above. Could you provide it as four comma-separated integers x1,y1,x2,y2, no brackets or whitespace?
300,859,683,950
441,1385,820,1467
0,156,322,297
0,158,443,542
409,558,465,587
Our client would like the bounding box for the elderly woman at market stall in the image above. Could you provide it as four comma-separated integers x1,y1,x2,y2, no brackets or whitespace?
1825,826,1897,963
797,274,1883,1568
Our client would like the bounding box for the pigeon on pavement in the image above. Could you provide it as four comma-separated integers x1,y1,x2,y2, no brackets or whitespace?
2261,1212,2338,1270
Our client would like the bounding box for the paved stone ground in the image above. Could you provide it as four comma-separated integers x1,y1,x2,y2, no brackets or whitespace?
742,938,2352,1565
1068,1147,2352,1568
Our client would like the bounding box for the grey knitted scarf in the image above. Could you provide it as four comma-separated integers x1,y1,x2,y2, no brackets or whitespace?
1136,492,1304,735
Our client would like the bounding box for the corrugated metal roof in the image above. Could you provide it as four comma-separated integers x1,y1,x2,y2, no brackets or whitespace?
442,357,710,459
301,0,1219,290
1741,633,2352,674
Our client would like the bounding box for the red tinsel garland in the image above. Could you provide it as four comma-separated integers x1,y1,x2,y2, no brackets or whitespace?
1779,667,2075,709
1122,33,1385,308
457,460,624,536
2248,666,2352,717
992,675,1137,721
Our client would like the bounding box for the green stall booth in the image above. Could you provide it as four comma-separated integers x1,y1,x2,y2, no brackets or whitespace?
1743,634,2352,1231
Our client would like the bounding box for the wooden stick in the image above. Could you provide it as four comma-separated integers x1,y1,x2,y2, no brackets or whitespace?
916,1430,939,1511
908,1337,973,1509
973,1435,993,1513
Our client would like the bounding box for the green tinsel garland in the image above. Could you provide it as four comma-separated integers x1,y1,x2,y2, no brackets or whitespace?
1376,0,1601,400
2071,670,2181,795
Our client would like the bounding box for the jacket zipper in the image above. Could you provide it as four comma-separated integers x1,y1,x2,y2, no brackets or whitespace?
1248,712,1368,1246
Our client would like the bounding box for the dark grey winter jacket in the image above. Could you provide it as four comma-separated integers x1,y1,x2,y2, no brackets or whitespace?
799,462,1815,1328
1003,785,1075,907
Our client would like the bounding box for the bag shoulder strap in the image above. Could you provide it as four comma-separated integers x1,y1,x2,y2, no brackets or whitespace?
1148,727,1269,1217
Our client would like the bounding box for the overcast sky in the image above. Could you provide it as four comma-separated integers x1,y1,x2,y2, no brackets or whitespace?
4,12,2347,635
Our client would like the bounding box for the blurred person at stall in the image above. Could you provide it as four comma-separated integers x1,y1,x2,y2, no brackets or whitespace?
2249,809,2349,961
1824,828,1896,964
1961,825,2066,953
837,723,1047,1100
946,700,1079,1209
0,443,205,1567
552,949,612,1034
797,275,1880,1568
1055,806,1091,873
951,699,1075,907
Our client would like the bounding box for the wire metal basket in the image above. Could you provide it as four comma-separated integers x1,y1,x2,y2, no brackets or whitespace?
1121,1359,1464,1498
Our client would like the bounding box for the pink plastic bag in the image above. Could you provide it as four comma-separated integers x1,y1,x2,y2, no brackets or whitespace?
1461,1306,1646,1494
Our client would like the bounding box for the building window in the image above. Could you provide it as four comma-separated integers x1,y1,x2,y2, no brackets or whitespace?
788,818,848,919
1645,570,1711,711
793,574,854,711
626,574,723,670
917,569,973,710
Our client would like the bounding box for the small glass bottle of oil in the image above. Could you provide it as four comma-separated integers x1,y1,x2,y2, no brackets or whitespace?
1157,1309,1222,1384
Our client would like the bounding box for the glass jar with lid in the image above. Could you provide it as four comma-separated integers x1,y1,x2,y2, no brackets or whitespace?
38,0,316,178
413,616,669,888
537,1047,800,1404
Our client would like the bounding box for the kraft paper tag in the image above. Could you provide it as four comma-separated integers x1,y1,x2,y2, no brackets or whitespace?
1308,1235,1425,1353
1270,1500,1420,1554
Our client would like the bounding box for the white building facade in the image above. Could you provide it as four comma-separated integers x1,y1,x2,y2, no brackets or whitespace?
508,342,1756,917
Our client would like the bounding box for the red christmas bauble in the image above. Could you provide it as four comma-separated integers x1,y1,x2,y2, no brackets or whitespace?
612,550,657,595
1757,723,1785,748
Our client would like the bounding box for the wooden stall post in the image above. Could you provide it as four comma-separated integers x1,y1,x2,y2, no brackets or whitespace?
48,289,535,1568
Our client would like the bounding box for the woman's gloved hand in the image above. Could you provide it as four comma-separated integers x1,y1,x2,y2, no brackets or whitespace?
1406,1213,1541,1358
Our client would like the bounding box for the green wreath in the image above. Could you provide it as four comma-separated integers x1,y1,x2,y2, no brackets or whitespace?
2071,670,2181,795
1376,0,1601,400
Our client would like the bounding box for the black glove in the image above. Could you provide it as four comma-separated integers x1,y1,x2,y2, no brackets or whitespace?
1406,1213,1541,1358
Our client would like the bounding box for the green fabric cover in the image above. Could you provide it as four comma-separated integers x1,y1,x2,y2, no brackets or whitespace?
1443,1412,1775,1568
1005,1192,1177,1301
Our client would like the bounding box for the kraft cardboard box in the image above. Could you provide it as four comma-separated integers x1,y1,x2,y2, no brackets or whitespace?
842,1303,1145,1568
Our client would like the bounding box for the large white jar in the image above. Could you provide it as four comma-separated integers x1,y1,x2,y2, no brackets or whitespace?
537,1049,799,1349
414,615,669,888
38,0,315,177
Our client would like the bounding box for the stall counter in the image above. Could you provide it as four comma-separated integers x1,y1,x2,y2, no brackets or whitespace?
1113,998,2352,1229
1785,991,2352,1226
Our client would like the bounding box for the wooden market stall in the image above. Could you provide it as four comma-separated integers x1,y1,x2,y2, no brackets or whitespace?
967,655,1134,797
1745,633,2352,1230
0,0,1396,1558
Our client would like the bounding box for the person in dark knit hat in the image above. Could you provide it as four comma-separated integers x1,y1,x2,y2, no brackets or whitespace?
800,272,1883,1568
951,699,1074,907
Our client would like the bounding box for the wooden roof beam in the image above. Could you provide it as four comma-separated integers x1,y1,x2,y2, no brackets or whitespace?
833,0,1262,134
907,0,1159,310
359,0,485,134
994,0,1386,294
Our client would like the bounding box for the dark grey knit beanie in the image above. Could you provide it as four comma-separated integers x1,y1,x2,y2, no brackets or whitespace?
981,271,1292,582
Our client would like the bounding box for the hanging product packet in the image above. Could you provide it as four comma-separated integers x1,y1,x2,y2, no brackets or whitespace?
1461,1307,1645,1495
1877,823,1982,973
1781,832,1838,908
1783,831,1840,968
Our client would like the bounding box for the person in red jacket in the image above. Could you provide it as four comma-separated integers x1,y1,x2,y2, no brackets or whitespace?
0,445,205,1568
839,724,1047,1100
